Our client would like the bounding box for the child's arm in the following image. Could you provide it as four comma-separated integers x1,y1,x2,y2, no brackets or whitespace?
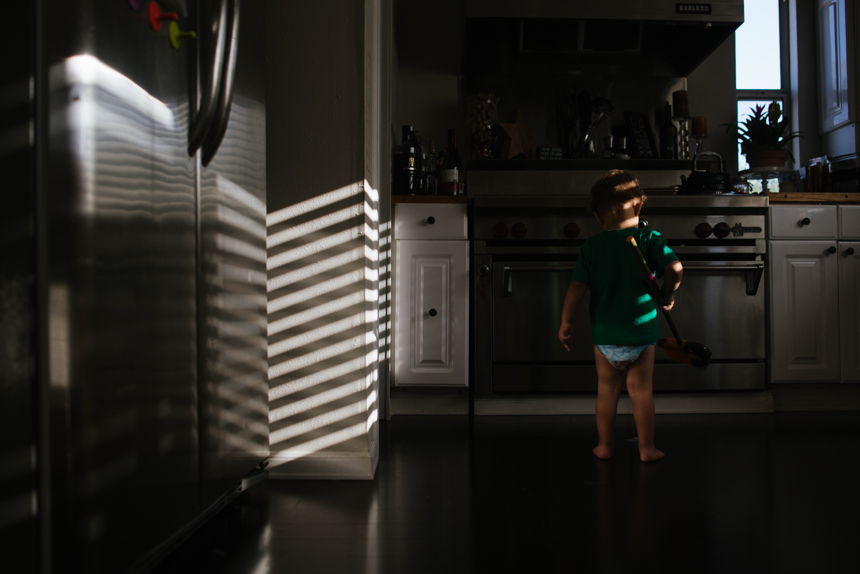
660,260,683,312
558,281,588,352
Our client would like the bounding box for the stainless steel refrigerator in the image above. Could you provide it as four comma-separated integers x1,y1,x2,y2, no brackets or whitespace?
0,1,268,572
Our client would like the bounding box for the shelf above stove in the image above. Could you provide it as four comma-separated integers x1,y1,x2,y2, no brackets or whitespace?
467,159,695,171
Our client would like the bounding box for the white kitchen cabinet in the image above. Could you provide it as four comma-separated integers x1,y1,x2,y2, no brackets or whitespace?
838,205,860,382
839,240,860,382
394,203,469,387
770,205,859,383
769,240,841,382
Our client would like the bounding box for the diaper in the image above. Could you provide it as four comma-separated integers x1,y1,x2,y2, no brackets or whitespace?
596,343,655,371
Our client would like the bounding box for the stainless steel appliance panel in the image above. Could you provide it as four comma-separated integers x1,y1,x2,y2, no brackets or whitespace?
0,1,40,567
492,262,593,361
198,0,269,508
652,363,766,391
44,2,199,569
659,261,766,359
494,365,597,392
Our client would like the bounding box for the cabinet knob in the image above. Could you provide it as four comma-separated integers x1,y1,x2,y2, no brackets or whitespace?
638,219,649,229
477,265,490,276
847,247,856,255
827,246,837,254
428,309,437,317
427,216,436,225
801,217,811,226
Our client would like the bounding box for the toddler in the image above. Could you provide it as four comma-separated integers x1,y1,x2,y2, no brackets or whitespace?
558,169,683,462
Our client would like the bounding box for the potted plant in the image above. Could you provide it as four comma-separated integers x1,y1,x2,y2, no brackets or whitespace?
723,102,802,169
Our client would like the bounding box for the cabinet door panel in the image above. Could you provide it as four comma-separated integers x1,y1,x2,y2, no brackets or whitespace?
415,255,451,368
395,240,468,386
770,241,840,382
839,241,860,382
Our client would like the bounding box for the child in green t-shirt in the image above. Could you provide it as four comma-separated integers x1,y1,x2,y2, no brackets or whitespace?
558,169,683,463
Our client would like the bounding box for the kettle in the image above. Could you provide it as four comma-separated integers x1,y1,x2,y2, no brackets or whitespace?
680,151,732,194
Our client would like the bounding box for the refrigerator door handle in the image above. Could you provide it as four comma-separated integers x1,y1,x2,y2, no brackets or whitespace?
188,0,228,156
201,0,240,166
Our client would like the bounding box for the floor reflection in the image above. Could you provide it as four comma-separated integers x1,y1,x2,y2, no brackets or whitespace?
153,412,860,574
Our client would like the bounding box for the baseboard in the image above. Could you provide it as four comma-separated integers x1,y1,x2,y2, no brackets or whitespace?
268,439,379,480
390,393,469,415
772,384,860,411
475,392,775,415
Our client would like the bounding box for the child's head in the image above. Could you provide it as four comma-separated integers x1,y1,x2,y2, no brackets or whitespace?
589,169,647,218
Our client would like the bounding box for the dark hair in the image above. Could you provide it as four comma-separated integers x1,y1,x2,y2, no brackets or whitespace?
589,169,647,216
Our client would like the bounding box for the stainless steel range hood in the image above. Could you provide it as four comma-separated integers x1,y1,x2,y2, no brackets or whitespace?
463,0,743,77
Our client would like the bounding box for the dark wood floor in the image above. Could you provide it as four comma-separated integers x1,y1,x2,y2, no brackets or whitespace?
153,411,860,574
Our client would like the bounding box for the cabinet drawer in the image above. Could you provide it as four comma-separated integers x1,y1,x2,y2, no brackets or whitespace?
769,205,837,239
395,204,468,240
839,205,860,239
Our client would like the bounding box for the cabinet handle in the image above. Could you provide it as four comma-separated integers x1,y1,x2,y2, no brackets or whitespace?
427,217,436,225
827,246,837,254
847,247,856,255
428,309,437,317
800,217,811,226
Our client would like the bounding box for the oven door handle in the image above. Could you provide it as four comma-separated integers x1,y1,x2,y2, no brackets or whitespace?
502,266,577,296
682,263,764,296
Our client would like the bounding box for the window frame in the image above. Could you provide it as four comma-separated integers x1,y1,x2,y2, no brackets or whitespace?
735,0,794,170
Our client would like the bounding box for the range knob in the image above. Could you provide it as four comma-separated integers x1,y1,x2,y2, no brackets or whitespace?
564,222,581,239
493,222,509,239
713,222,732,239
695,222,713,238
512,222,528,239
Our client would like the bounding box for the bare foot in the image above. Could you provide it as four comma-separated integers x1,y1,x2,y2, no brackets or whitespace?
593,445,613,460
639,447,665,463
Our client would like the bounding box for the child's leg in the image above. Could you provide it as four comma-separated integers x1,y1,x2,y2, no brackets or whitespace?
625,345,664,462
593,346,624,459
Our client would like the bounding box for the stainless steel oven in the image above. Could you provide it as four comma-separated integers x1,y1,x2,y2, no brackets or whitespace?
473,194,768,395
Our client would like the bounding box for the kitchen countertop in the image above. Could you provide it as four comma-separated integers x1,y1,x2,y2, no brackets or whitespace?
766,192,860,204
392,195,471,204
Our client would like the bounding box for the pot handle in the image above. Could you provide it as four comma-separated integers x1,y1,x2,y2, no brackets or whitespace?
693,151,723,172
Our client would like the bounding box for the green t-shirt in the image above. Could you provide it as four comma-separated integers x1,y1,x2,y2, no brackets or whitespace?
571,227,679,345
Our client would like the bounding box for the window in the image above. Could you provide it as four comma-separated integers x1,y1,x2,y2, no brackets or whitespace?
735,0,790,190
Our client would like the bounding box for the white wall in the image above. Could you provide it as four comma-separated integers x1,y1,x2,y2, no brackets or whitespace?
265,0,387,479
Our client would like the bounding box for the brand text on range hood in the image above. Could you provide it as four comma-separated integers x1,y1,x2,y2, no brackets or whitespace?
463,0,743,77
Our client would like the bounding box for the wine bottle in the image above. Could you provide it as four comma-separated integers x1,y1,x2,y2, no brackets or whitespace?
414,132,427,193
392,125,422,194
440,129,462,195
425,139,438,195
660,102,678,160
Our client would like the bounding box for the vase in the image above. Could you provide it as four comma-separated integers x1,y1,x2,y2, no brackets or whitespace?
745,149,789,169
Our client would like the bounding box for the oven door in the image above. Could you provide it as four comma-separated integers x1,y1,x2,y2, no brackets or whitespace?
488,259,767,392
491,261,599,392
653,259,766,390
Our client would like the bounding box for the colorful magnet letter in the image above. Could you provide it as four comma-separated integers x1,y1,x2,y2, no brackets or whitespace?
168,21,196,49
148,2,179,32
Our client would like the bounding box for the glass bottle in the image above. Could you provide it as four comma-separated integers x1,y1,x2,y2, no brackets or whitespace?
425,139,438,194
440,129,462,195
392,125,422,195
413,132,426,193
